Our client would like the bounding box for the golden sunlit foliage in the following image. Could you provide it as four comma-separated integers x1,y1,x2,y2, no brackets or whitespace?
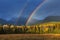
0,22,60,34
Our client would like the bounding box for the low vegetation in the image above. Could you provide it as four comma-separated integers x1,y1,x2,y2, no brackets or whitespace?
0,22,60,34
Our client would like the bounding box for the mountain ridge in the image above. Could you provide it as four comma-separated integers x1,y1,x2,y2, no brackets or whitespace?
0,16,60,25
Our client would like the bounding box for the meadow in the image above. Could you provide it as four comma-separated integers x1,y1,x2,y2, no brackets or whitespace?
0,34,60,40
0,23,60,40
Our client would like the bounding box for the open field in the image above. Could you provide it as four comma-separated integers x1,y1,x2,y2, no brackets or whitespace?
0,34,60,40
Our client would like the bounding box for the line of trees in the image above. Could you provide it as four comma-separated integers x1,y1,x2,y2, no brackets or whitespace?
0,24,60,34
0,24,41,34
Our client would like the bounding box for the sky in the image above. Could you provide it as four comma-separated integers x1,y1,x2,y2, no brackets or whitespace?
27,0,60,25
0,0,60,25
30,0,60,20
0,0,43,20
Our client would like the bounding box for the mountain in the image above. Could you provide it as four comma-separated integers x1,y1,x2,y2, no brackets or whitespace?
27,18,43,25
0,16,59,25
8,17,17,25
31,20,43,25
16,17,27,25
8,17,27,25
43,16,60,23
29,16,60,25
0,18,8,25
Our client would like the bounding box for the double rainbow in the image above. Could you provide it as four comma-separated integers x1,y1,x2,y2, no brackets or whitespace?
26,0,46,25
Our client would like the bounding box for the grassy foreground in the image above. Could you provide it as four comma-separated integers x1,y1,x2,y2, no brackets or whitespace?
0,34,60,40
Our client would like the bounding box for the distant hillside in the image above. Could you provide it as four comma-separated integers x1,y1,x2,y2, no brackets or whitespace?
0,18,8,25
8,17,27,25
28,19,43,25
43,16,60,23
16,17,27,25
0,16,60,25
29,16,60,25
8,17,17,25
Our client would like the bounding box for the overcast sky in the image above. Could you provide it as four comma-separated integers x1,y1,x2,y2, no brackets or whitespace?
27,0,60,25
0,0,60,25
0,0,43,20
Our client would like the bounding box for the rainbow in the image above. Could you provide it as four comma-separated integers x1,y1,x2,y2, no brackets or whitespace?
17,0,29,19
26,0,46,25
16,0,29,23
